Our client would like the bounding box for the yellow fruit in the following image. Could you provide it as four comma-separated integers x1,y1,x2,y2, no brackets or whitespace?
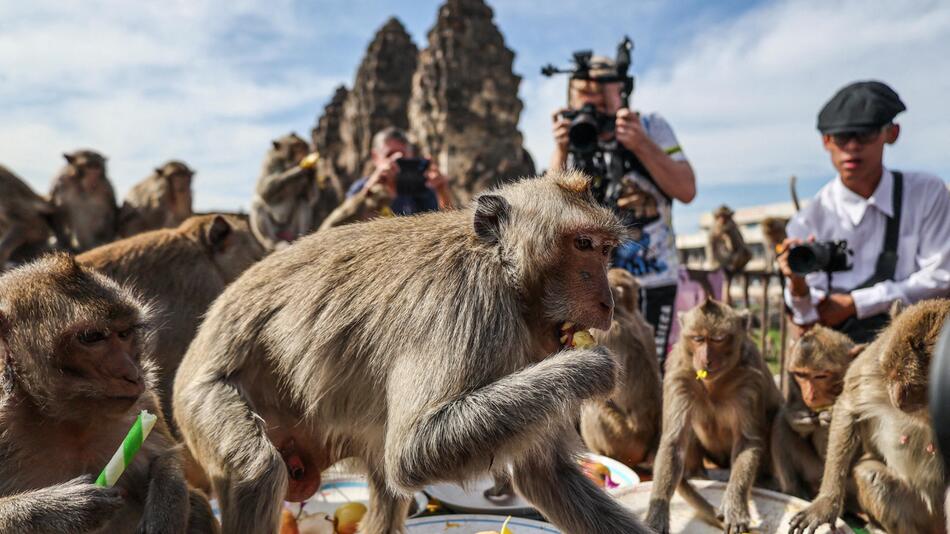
299,152,320,169
333,502,367,534
695,369,708,380
572,330,596,349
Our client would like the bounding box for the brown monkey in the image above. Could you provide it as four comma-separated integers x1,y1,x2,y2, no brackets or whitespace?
49,150,118,252
706,205,751,274
580,268,661,468
119,160,195,237
646,298,781,534
250,133,343,250
790,299,949,534
770,326,861,499
760,216,788,272
78,214,266,434
0,164,55,267
173,170,652,534
0,254,217,534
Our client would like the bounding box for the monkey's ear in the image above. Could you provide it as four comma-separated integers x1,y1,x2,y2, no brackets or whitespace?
737,309,753,332
889,300,905,319
848,343,868,360
206,216,232,252
677,310,687,327
272,140,281,151
63,153,75,164
473,194,510,245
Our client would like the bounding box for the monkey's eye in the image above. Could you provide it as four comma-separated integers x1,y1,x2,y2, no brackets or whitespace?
813,374,829,381
116,328,135,340
77,330,108,344
690,335,706,343
710,335,727,343
575,236,593,251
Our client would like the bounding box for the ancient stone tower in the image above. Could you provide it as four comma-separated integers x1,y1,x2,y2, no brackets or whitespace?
408,0,535,202
339,17,418,182
311,85,349,188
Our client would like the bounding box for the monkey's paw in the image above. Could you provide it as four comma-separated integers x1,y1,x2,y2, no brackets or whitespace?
51,475,124,532
718,503,751,534
645,501,671,534
788,497,839,534
566,345,619,399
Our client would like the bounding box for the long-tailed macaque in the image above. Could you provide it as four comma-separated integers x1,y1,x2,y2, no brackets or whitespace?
49,150,118,252
249,133,343,250
646,298,781,534
760,216,788,273
706,205,751,274
580,268,661,468
0,164,55,267
0,254,217,533
119,160,194,237
790,299,949,534
173,171,652,533
771,326,862,499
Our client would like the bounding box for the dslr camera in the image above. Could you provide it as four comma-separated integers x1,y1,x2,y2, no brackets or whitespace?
787,240,852,275
395,157,430,196
559,103,616,154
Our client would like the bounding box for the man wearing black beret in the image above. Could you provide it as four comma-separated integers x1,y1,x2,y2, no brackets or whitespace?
777,81,950,343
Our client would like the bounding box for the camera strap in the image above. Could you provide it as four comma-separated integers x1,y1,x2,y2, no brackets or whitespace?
856,170,902,289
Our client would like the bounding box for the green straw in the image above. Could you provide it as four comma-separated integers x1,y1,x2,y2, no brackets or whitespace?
95,410,157,487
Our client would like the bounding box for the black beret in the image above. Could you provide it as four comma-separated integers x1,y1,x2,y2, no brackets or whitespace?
817,81,906,134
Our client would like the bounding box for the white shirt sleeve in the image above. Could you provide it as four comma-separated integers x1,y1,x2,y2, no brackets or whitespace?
850,180,950,317
783,211,825,325
643,113,688,163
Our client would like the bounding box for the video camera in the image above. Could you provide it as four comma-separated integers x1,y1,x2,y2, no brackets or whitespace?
395,157,430,196
787,240,852,275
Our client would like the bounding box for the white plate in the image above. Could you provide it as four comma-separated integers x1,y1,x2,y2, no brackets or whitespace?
423,452,640,515
619,479,855,534
406,514,560,533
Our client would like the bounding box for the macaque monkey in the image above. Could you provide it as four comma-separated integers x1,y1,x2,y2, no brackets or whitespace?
78,214,266,432
790,299,949,534
646,298,781,534
0,254,217,533
119,160,194,237
706,205,751,274
250,133,343,250
760,216,788,273
174,171,652,533
0,164,55,267
49,150,118,252
580,268,661,468
771,326,862,499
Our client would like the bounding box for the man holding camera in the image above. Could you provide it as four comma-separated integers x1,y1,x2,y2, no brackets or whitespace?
779,81,950,343
550,54,696,361
321,127,453,229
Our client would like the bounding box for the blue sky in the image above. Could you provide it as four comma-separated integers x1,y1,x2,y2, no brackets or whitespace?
1,0,948,233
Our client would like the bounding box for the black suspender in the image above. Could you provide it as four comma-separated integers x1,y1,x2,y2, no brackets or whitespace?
856,170,903,289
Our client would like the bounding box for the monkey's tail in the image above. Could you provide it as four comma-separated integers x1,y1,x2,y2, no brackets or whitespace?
790,175,801,212
676,479,723,529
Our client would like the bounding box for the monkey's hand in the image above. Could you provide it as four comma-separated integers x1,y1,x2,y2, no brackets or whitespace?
787,410,819,436
817,409,834,427
788,496,840,534
645,499,671,534
558,345,619,400
28,475,124,533
718,498,751,534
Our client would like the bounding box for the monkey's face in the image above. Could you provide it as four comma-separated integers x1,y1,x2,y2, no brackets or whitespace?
790,365,844,411
680,300,745,378
55,319,145,413
546,231,617,332
167,171,193,216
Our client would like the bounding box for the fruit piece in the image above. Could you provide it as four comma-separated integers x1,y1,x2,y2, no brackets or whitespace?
572,330,596,349
279,508,300,534
333,502,367,534
299,152,320,169
695,369,708,380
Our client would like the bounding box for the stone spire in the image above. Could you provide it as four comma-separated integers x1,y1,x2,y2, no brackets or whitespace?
311,85,350,188
339,17,418,180
408,0,535,202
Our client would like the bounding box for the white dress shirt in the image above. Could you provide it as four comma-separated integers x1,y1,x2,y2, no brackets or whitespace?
784,168,950,325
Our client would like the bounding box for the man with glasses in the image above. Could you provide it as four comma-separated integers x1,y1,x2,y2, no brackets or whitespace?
778,81,950,342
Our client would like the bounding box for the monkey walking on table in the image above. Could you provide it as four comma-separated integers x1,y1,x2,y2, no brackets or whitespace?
173,170,652,533
49,150,118,252
770,326,864,500
119,160,195,237
646,298,781,534
581,268,662,468
789,299,949,534
0,254,217,534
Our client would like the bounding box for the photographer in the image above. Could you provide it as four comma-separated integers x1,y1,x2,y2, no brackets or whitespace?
779,81,950,343
549,53,696,361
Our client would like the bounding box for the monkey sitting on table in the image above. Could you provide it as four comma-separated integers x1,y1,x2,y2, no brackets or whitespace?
0,255,217,534
173,170,652,534
771,325,863,500
646,297,781,534
580,268,661,468
790,299,949,534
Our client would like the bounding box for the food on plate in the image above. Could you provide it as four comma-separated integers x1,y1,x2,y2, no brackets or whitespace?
279,508,300,534
475,515,514,534
580,459,619,489
333,502,368,534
